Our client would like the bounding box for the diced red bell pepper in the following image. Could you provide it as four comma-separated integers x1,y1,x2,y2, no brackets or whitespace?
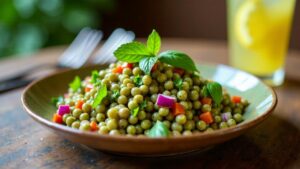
172,103,185,116
151,63,158,72
84,84,93,93
75,100,84,110
112,66,123,74
199,112,214,124
90,121,99,131
123,63,134,69
201,97,212,105
52,114,63,124
232,96,241,103
173,68,185,76
85,87,92,93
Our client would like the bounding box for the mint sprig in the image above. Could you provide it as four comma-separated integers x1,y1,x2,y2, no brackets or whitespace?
158,50,198,72
139,57,158,75
147,29,161,55
113,29,198,74
114,42,152,63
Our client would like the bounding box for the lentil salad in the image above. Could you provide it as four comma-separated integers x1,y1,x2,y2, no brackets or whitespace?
52,30,249,137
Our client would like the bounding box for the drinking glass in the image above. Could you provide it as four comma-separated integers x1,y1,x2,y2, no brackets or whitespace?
227,0,296,86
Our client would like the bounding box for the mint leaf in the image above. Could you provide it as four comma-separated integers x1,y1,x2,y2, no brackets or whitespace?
158,50,198,72
90,70,99,84
92,84,107,108
69,76,81,92
147,29,161,55
131,107,139,117
113,41,152,63
174,78,183,90
139,57,158,75
51,96,63,106
133,75,143,86
148,121,169,138
202,86,210,97
207,82,223,105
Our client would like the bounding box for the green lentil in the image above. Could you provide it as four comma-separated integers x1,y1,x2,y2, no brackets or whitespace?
196,120,207,131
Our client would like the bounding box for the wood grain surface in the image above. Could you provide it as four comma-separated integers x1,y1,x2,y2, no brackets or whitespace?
1,39,300,169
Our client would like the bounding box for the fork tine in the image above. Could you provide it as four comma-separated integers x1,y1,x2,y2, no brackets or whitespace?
94,30,135,64
59,30,94,67
106,31,135,63
99,33,130,64
69,30,103,68
102,35,134,64
58,27,91,64
59,28,103,68
98,35,126,63
102,32,135,64
93,28,127,63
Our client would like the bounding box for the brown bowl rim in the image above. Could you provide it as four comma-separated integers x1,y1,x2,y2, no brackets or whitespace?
21,64,278,143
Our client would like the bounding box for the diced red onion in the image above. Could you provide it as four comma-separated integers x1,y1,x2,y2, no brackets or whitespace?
221,112,232,121
57,105,70,116
156,94,176,108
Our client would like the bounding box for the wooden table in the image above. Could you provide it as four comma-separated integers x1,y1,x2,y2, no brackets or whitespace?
1,39,300,169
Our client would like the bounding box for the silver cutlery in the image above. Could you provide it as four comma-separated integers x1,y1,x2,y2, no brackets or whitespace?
0,28,135,93
93,28,135,64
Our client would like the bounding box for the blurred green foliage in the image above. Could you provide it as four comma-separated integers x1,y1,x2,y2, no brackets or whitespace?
0,0,115,58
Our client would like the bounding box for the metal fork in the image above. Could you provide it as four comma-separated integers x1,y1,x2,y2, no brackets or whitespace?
92,28,135,64
0,27,103,93
0,28,135,93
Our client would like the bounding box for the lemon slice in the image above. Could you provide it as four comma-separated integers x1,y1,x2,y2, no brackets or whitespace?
235,0,266,48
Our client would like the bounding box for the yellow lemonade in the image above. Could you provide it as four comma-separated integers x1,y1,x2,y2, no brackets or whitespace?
227,0,295,78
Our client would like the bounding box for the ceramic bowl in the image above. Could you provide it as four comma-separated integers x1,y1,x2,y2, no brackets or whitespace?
22,64,277,156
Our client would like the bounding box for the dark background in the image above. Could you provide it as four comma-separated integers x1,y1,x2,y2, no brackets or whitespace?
0,0,299,58
102,0,300,49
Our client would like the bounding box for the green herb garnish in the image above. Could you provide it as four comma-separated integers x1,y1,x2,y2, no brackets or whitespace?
92,84,107,108
147,121,169,138
202,86,210,98
132,100,147,117
131,107,139,117
113,41,152,62
111,90,120,101
158,50,198,72
90,70,99,84
69,76,81,92
205,82,223,106
133,75,143,86
114,29,198,74
139,57,158,75
174,78,183,90
147,29,161,55
140,99,147,110
51,96,63,106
